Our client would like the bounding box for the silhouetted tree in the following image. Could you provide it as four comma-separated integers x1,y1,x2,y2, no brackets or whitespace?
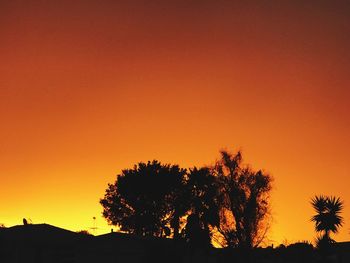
100,160,186,237
184,167,220,247
311,195,343,249
213,150,272,249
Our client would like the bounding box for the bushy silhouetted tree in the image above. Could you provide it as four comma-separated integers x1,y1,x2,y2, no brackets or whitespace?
100,160,186,237
183,167,220,247
213,150,272,249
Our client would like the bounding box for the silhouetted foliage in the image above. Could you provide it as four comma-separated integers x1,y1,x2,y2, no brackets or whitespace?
100,150,273,249
213,150,272,249
311,195,343,251
100,160,187,237
183,167,220,247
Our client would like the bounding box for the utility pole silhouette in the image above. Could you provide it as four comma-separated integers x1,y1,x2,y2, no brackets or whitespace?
90,216,98,235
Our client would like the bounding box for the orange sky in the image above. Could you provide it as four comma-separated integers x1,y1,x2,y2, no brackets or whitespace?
1,0,349,245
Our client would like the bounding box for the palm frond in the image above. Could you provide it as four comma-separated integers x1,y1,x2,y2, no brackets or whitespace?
311,195,344,236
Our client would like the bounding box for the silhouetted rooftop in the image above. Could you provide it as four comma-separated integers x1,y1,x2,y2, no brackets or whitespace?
0,223,83,244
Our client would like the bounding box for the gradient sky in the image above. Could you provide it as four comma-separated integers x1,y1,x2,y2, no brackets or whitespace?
1,0,349,245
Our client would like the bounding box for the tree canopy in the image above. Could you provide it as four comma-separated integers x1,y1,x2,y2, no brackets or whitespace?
100,150,273,248
100,160,186,237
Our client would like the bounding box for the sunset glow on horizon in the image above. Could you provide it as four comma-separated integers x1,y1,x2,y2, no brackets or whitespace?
1,1,349,245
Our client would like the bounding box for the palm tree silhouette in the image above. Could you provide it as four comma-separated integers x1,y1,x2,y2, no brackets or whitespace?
311,195,343,244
